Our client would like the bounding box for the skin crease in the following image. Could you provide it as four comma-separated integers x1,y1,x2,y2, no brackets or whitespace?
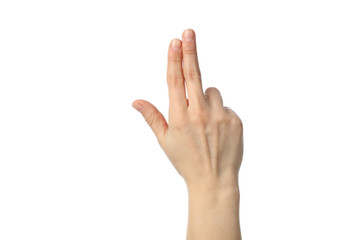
132,29,243,240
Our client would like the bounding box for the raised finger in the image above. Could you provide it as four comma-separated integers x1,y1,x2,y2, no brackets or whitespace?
182,29,205,107
167,38,187,112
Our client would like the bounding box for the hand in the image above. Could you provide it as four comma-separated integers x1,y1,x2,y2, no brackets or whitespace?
132,29,243,190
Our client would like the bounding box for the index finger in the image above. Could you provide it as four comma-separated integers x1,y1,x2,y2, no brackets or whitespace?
167,38,188,112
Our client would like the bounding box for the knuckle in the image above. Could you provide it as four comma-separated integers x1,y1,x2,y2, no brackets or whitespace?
145,112,158,127
167,74,183,86
184,70,201,82
183,47,197,56
215,111,227,123
189,110,208,126
216,114,228,129
191,118,206,128
167,57,182,64
205,87,220,95
223,106,231,111
230,116,243,129
205,121,219,134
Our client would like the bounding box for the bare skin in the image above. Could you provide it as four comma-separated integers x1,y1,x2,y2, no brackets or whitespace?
132,29,243,240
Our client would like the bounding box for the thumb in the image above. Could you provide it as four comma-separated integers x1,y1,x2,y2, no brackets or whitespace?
132,99,168,145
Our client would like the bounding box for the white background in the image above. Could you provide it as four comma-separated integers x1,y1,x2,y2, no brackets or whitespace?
0,0,359,239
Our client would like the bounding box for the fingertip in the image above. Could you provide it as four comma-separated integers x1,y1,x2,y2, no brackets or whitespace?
171,38,182,51
183,29,195,42
132,100,143,112
132,99,139,106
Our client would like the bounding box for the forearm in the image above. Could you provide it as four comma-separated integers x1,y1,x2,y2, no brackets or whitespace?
186,176,241,240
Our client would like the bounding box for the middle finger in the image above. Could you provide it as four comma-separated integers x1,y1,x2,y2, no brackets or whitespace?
182,29,205,107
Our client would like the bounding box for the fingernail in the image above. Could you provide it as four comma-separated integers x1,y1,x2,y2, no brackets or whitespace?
132,102,143,112
172,39,181,50
184,29,194,42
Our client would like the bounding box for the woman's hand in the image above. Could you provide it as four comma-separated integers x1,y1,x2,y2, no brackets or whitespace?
132,28,243,190
132,28,243,240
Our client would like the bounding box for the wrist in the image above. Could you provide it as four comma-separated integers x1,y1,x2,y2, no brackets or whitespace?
185,173,241,239
185,173,240,201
